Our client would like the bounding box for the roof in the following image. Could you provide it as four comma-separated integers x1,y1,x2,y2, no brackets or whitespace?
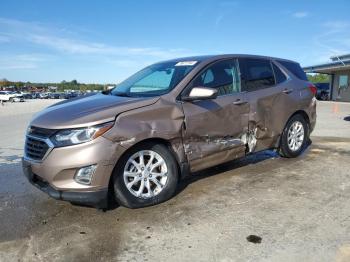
303,53,350,73
159,54,297,64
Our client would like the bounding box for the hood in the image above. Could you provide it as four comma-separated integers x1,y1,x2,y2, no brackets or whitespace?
30,93,159,129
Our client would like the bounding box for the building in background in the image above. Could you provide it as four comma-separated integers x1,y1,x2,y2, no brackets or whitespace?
303,54,350,102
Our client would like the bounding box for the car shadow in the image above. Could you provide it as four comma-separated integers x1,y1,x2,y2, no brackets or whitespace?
174,138,313,199
104,149,280,211
175,149,279,197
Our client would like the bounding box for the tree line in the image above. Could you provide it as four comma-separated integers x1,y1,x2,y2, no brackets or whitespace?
0,79,115,92
306,74,329,83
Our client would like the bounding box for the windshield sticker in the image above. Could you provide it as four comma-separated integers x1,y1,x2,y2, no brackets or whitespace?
175,61,197,66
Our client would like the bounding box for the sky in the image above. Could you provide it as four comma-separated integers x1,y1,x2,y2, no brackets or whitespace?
0,0,350,83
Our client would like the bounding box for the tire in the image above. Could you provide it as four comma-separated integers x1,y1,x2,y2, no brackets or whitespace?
9,97,14,103
113,142,179,208
279,114,309,158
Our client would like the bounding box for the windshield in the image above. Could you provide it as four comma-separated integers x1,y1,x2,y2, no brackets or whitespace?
111,61,197,97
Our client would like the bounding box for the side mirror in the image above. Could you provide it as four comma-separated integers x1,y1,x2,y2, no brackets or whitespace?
182,87,218,101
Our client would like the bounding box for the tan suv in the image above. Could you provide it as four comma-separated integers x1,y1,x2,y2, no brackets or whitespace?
22,54,317,209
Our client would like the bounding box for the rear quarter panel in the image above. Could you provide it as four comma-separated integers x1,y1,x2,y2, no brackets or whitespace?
248,77,316,152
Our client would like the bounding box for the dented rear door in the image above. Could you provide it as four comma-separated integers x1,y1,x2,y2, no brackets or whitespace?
239,58,297,152
181,59,249,172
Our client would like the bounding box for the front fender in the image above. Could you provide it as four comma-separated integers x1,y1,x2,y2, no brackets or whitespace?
103,98,186,164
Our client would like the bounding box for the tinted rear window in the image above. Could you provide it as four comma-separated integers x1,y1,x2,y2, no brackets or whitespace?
278,60,307,81
240,58,275,92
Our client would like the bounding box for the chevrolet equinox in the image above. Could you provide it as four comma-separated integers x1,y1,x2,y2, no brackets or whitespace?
22,54,317,209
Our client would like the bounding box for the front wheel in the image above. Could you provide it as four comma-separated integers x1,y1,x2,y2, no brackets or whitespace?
279,114,309,158
113,142,179,208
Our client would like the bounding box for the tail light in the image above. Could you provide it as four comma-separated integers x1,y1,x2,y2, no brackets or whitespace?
308,83,317,96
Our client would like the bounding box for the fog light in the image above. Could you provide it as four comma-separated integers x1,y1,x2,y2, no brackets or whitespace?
74,165,97,185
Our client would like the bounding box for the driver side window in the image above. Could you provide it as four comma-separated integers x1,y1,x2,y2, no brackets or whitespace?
191,59,241,96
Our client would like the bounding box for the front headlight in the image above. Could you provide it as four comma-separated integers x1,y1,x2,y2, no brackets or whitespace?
51,122,114,147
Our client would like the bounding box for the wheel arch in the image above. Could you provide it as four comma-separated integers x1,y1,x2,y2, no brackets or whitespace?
124,137,182,165
107,137,185,201
275,109,311,149
289,109,311,139
288,110,311,127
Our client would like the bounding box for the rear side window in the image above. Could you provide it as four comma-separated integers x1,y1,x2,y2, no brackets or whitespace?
240,58,275,92
278,60,307,81
272,63,287,84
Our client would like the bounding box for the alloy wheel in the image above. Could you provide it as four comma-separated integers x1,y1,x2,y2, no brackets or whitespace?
287,121,304,151
123,150,168,199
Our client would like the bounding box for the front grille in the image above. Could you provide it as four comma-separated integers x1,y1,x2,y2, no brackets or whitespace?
25,136,50,160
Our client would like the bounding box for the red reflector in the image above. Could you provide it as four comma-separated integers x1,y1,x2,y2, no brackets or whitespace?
308,83,317,95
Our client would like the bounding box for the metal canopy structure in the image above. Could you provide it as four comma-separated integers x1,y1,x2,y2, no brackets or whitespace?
303,54,350,102
303,55,350,74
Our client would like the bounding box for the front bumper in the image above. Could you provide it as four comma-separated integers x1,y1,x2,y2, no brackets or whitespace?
22,135,127,208
23,161,108,208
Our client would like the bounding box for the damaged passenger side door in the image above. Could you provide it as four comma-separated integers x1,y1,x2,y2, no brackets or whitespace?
180,59,249,172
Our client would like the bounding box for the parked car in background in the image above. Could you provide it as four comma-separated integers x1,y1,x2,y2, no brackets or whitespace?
63,93,71,99
22,54,317,209
64,92,80,99
11,91,24,97
0,91,17,102
9,92,25,101
48,93,65,99
314,83,330,100
12,95,25,102
39,93,50,99
32,93,41,99
23,93,34,99
72,91,81,98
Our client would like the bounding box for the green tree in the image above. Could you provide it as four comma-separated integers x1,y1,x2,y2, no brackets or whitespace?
307,74,329,83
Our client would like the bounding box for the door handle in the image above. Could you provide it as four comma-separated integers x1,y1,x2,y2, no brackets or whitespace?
233,99,248,105
283,88,293,94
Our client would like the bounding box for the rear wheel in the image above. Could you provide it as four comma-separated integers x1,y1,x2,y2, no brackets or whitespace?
279,114,309,158
113,142,179,208
9,97,14,103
